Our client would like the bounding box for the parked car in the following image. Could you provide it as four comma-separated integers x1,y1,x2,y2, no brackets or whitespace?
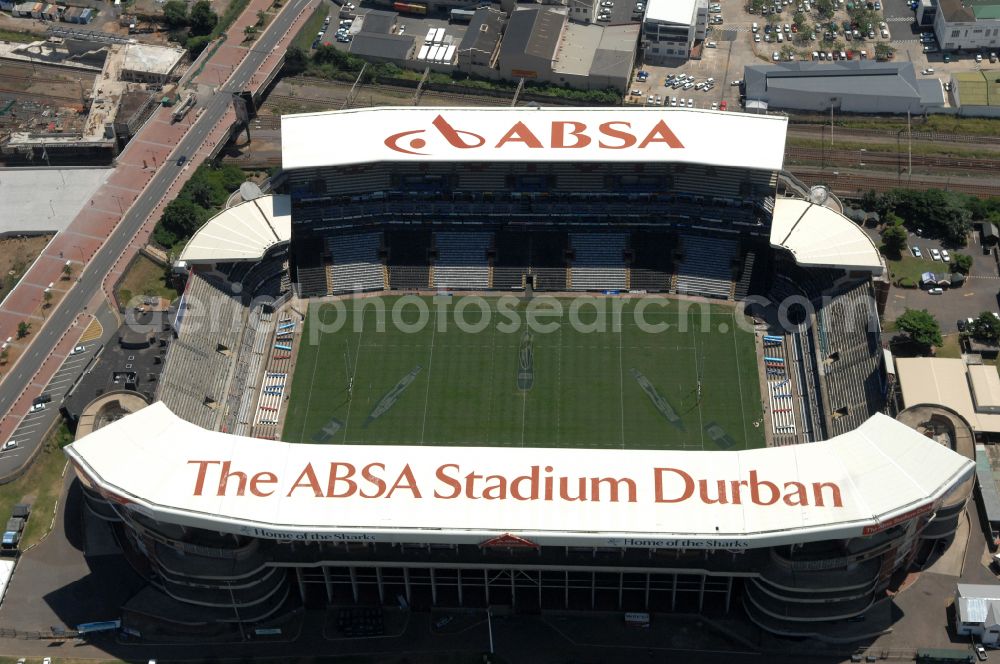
958,318,968,331
719,100,727,110
928,287,944,295
773,51,780,60
1,440,17,453
975,644,988,661
28,402,46,413
911,246,922,258
941,249,951,263
71,345,86,355
931,248,942,261
922,67,935,74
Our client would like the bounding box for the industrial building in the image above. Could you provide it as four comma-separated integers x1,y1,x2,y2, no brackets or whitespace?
498,8,636,91
743,61,945,114
640,0,707,64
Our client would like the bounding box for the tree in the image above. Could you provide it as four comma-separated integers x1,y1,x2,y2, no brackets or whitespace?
793,11,806,30
243,24,257,40
62,262,73,280
188,179,217,209
971,312,1000,343
896,308,942,350
874,41,894,61
0,348,8,365
16,321,30,339
880,222,907,257
160,198,207,243
42,290,52,309
185,34,212,56
890,189,972,247
951,253,973,274
284,46,308,76
816,0,834,18
162,0,188,28
256,9,267,25
189,0,218,36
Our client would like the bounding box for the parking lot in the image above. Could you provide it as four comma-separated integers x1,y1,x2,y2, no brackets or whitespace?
882,229,1000,334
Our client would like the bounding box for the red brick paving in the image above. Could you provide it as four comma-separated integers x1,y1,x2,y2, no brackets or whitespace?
0,0,319,425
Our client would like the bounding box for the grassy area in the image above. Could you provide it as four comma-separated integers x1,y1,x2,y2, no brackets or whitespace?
0,235,53,303
786,135,1000,160
794,114,1000,137
0,420,72,550
292,4,326,52
212,0,252,39
936,333,963,359
117,254,179,307
885,253,938,286
283,297,764,451
0,29,41,43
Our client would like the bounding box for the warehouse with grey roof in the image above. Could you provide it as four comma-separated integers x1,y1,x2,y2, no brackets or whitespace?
743,61,945,114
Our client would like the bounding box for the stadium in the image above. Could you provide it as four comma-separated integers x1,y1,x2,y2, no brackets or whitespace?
65,106,977,641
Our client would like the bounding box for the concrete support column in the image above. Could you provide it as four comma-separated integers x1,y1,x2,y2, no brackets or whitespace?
484,569,490,604
698,574,706,612
725,576,733,613
644,573,650,610
322,566,333,603
350,566,359,604
564,571,569,609
671,574,677,611
457,569,464,606
376,567,385,604
510,569,516,608
404,567,412,604
618,572,624,610
430,568,438,606
296,568,307,603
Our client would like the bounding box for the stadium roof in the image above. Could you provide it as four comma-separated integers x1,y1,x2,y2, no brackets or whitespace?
179,195,291,264
896,358,1000,434
770,198,885,274
644,0,700,25
66,403,973,549
281,107,788,172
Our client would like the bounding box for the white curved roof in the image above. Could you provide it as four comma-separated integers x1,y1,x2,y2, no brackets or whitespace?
771,198,885,274
281,107,788,172
65,403,972,549
179,195,291,264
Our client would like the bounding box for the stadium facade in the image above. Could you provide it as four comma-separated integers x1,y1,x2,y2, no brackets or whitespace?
72,107,959,640
68,403,973,637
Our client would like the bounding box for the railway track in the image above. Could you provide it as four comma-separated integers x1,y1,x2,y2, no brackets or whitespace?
789,167,1000,197
785,146,1000,172
788,122,1000,147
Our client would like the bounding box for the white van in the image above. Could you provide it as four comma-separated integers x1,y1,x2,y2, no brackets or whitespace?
752,22,759,31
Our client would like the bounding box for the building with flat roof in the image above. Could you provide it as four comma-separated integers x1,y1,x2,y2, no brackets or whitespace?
743,61,945,114
121,42,185,84
934,0,1000,51
641,0,707,63
895,358,1000,434
349,32,416,63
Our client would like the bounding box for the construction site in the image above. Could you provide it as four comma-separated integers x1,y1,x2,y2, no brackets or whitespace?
0,31,185,164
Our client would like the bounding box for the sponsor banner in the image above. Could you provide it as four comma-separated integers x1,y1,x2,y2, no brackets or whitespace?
861,502,934,536
281,108,789,172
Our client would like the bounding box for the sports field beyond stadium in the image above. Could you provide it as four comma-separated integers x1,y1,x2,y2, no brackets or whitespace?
282,296,764,451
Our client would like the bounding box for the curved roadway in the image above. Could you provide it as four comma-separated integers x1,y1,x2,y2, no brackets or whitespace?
0,0,310,440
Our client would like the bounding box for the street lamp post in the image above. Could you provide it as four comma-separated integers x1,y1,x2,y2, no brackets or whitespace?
111,195,124,214
858,148,866,168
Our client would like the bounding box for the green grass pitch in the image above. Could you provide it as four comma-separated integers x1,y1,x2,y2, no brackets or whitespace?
281,296,765,451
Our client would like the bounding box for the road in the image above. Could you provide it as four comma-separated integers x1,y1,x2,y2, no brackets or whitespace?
0,0,311,449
